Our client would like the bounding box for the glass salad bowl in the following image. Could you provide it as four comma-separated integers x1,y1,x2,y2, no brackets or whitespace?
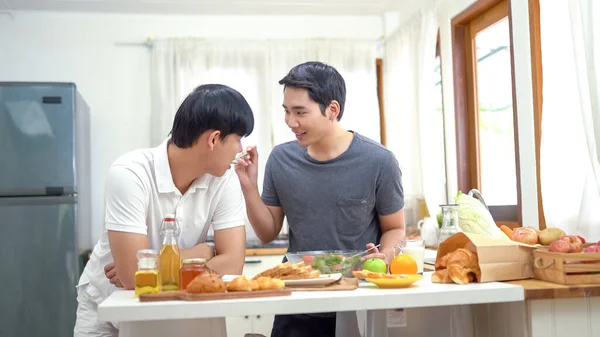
285,250,364,278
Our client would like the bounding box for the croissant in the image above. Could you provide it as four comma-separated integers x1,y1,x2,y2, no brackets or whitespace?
435,252,451,270
255,277,285,290
226,276,255,292
432,248,481,285
431,269,452,283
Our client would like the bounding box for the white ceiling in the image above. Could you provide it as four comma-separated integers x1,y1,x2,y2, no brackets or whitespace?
0,0,403,16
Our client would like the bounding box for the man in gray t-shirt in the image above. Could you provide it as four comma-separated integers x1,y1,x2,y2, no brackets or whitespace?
262,131,404,253
235,61,405,337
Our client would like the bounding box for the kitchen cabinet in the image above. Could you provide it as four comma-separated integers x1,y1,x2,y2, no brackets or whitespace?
226,314,275,337
225,254,282,337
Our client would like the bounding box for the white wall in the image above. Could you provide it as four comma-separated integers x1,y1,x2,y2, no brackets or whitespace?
0,11,383,249
434,0,539,227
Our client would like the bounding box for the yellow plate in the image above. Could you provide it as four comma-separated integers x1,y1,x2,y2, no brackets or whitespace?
366,274,423,289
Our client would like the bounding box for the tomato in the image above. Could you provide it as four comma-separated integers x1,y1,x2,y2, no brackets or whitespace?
303,255,314,265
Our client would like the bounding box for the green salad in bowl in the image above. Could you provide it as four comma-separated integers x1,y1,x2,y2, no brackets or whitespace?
286,250,363,277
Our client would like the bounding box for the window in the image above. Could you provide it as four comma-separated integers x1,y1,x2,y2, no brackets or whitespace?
452,0,521,227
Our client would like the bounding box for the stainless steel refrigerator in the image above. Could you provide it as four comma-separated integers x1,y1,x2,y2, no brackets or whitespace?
0,82,92,337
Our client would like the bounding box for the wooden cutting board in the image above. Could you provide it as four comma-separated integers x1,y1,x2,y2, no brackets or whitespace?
139,289,292,302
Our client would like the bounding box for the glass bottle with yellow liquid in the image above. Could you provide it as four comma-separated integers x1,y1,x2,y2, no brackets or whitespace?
159,214,181,291
134,249,159,297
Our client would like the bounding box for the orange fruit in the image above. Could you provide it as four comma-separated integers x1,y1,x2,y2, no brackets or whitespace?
389,254,418,275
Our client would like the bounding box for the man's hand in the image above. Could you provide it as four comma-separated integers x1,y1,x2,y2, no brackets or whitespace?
361,243,389,265
234,145,259,191
104,263,123,288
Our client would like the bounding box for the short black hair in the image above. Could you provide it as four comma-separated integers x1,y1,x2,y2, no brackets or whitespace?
170,84,254,148
278,61,346,121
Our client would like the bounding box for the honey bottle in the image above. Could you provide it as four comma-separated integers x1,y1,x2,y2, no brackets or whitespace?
134,249,159,297
159,214,181,291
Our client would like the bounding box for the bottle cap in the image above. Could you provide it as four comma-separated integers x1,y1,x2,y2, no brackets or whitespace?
136,249,158,269
161,214,180,236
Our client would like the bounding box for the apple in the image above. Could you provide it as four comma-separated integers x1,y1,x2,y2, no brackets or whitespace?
582,245,600,264
363,258,387,273
549,240,571,253
560,235,583,253
577,235,586,244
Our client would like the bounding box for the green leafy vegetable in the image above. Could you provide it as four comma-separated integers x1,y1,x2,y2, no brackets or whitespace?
310,253,361,276
454,191,506,238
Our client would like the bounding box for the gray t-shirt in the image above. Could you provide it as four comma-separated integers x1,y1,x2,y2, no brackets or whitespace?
262,132,404,253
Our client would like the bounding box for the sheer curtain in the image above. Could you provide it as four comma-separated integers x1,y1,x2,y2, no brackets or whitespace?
150,38,380,238
539,0,600,241
266,40,380,145
383,7,445,222
150,38,271,239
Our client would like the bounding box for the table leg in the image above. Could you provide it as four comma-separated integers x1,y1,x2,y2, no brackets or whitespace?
118,317,227,337
366,310,388,337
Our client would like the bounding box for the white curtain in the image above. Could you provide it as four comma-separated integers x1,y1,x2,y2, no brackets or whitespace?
539,0,600,241
383,7,445,221
150,38,379,238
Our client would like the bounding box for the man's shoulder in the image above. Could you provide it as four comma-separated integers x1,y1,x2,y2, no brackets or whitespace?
111,147,154,167
268,140,304,163
271,140,301,155
353,133,395,161
107,147,155,182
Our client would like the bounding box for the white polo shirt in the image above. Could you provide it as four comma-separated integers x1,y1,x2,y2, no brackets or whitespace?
77,138,246,303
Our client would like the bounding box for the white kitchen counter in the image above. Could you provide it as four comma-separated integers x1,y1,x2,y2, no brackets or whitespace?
97,272,524,337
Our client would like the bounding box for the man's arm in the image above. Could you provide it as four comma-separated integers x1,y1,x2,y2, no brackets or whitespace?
242,187,285,243
362,152,406,264
103,166,150,290
205,226,246,275
108,231,148,290
180,243,215,261
234,145,285,243
377,208,406,263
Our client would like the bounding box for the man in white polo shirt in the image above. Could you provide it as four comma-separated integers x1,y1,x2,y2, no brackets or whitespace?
74,84,254,337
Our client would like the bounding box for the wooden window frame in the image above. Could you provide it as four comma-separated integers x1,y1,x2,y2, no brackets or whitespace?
376,58,386,146
451,0,522,228
529,0,545,229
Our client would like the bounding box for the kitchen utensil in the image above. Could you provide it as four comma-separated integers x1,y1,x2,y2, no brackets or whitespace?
231,151,248,165
348,244,382,259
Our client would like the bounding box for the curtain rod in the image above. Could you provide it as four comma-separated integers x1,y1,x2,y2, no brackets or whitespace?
115,37,154,48
115,36,384,48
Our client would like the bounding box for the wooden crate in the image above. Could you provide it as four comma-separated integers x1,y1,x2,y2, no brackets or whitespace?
533,247,600,284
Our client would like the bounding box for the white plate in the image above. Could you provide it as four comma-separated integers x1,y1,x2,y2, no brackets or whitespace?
221,273,342,287
282,273,342,287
